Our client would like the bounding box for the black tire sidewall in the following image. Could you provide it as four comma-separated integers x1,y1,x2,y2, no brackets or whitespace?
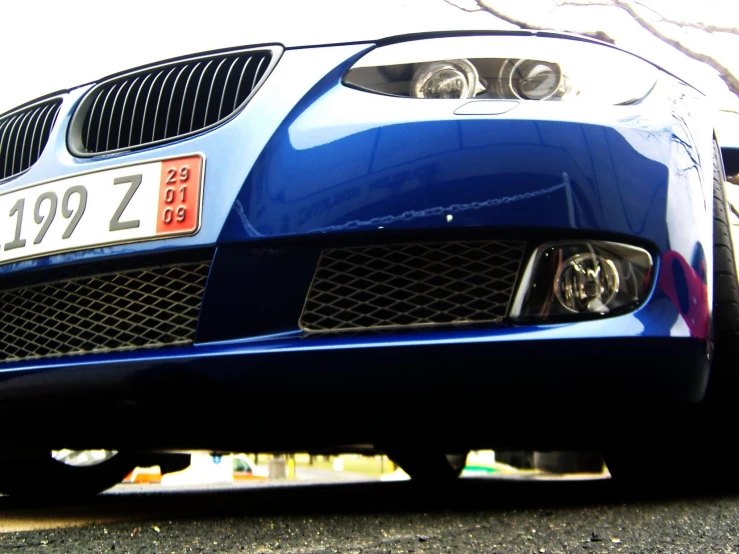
0,452,136,496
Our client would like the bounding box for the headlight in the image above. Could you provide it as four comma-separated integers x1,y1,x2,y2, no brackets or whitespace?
344,35,658,105
410,59,481,99
507,59,563,100
509,241,654,320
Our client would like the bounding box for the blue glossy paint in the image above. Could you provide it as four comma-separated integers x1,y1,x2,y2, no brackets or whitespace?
0,33,720,420
0,43,370,276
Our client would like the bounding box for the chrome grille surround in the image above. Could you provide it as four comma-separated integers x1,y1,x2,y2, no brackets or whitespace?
69,46,282,156
300,241,526,332
0,98,63,182
0,262,210,362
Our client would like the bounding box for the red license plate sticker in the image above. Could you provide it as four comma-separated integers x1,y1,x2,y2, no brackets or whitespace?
156,155,202,235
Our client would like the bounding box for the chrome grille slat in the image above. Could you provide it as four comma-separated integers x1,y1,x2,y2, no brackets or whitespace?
0,125,8,180
127,74,152,148
17,108,38,172
139,70,165,145
36,103,57,160
84,90,103,148
177,63,201,135
106,80,129,151
73,47,277,155
0,262,210,362
117,77,139,150
26,105,48,168
204,58,228,129
0,120,9,154
300,241,526,332
251,56,267,93
233,57,252,111
165,65,189,139
190,60,214,133
218,58,241,120
0,98,61,182
16,111,38,175
152,67,178,142
4,115,23,177
95,84,118,153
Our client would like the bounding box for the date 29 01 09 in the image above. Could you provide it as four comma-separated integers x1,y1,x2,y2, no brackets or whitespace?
156,155,202,235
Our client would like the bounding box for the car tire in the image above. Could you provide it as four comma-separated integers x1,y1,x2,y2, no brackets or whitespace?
604,141,739,488
0,451,137,496
386,450,468,481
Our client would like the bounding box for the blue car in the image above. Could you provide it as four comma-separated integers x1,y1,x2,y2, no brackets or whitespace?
0,31,734,494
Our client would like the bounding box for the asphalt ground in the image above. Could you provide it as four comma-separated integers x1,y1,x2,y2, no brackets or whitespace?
1,474,739,553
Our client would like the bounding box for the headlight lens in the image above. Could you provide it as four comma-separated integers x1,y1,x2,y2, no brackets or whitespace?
508,59,563,100
510,241,653,320
344,35,658,105
410,59,480,99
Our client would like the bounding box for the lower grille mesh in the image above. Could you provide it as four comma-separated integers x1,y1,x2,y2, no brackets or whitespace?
300,241,525,331
0,263,210,362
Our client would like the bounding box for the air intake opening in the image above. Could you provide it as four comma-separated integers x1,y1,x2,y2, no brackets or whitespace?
300,241,526,332
0,262,210,362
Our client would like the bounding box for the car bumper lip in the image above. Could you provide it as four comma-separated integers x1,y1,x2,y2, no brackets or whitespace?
0,331,709,406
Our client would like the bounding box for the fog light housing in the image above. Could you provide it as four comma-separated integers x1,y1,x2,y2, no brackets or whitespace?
555,253,620,313
510,241,653,321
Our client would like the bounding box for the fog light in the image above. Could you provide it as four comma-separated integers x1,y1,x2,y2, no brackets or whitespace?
410,59,479,99
555,253,619,313
510,241,653,321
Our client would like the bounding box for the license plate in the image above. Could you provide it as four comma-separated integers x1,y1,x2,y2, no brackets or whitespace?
0,154,203,265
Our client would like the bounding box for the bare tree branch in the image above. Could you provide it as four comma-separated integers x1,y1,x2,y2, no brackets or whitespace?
464,0,739,98
469,0,537,28
441,0,483,12
608,0,739,96
470,0,616,42
629,0,739,34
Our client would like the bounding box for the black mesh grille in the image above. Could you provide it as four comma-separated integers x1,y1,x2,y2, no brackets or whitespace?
76,48,275,155
0,263,210,362
300,241,526,331
0,99,62,181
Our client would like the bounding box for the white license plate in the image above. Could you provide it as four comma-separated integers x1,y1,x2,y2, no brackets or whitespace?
0,154,203,265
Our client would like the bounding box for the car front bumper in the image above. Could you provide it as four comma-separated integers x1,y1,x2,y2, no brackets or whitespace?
0,34,719,451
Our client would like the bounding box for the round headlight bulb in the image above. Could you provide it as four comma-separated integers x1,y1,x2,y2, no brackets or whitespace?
410,59,479,99
554,253,620,313
509,60,563,100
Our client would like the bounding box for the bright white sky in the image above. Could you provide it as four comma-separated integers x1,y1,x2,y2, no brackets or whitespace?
0,0,737,117
0,0,499,114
